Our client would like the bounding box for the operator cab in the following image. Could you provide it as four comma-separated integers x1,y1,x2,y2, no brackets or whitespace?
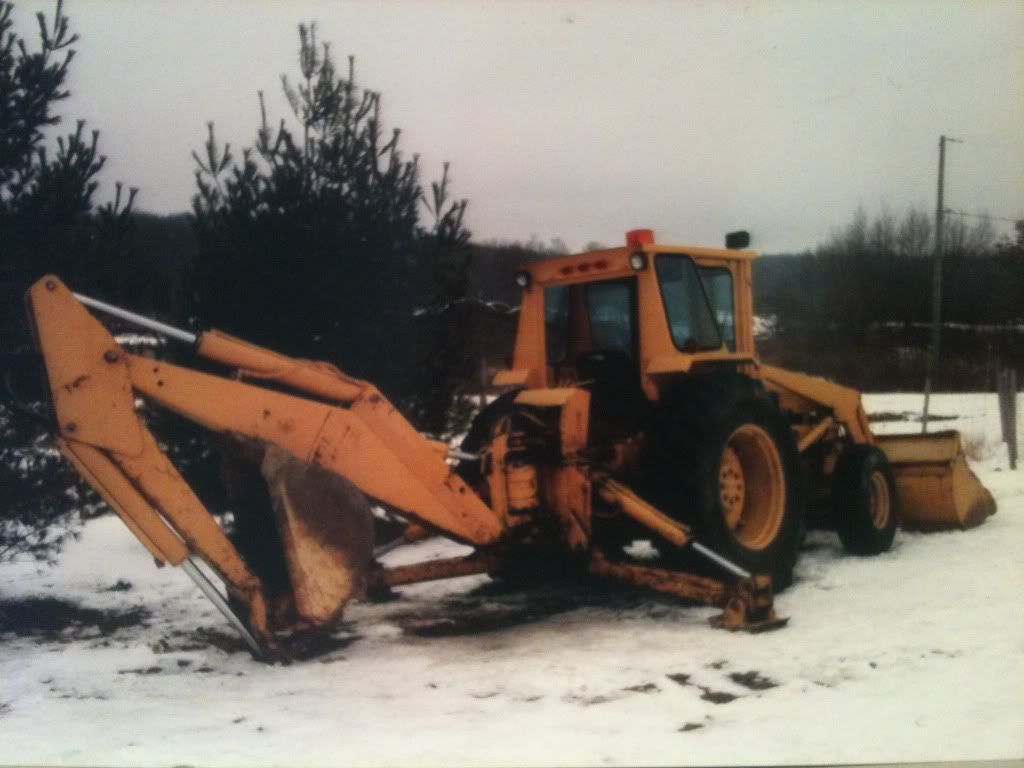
493,230,756,446
499,229,756,415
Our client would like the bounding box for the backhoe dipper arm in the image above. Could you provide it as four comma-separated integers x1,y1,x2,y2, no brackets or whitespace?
26,276,507,652
27,278,274,652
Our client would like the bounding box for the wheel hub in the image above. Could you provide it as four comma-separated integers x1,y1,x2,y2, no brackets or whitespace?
869,471,891,529
719,447,746,529
718,424,786,550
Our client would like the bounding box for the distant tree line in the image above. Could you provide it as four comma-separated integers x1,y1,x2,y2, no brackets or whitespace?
754,206,1024,390
465,237,571,305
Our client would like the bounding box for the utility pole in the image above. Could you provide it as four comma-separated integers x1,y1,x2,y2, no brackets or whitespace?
922,135,962,433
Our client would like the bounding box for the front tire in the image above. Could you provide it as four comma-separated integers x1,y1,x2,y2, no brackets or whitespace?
832,444,898,555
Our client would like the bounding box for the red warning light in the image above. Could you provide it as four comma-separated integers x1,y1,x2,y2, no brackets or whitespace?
625,229,655,247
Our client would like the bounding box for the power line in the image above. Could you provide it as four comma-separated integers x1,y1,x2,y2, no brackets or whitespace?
945,209,1022,224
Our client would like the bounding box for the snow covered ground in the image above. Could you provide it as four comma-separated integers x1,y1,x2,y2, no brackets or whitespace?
1,393,1021,766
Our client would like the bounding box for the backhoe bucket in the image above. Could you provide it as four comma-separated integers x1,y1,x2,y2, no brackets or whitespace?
876,431,996,530
229,445,374,631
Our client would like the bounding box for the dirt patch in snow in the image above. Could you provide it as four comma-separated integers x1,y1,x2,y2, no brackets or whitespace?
666,672,743,704
394,588,582,637
623,682,660,694
563,692,624,706
283,630,361,661
99,579,133,592
0,597,149,640
699,687,739,704
398,601,573,636
119,665,164,676
151,627,246,655
728,670,779,690
150,625,359,662
392,578,683,640
868,411,957,423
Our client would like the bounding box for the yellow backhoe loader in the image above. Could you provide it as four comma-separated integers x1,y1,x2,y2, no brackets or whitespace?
24,229,996,660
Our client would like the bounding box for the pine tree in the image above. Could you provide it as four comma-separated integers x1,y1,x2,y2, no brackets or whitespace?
191,23,471,428
0,0,135,561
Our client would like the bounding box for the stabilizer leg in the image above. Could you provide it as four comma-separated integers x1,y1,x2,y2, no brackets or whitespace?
588,552,787,632
593,478,788,632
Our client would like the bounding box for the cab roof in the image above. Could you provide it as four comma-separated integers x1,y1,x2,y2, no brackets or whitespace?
522,232,758,287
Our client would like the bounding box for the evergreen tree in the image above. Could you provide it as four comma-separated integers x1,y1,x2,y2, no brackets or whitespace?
191,23,471,428
0,0,135,341
0,0,135,561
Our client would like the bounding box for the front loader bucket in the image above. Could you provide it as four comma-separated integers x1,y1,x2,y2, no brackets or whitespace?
876,431,996,530
244,446,374,630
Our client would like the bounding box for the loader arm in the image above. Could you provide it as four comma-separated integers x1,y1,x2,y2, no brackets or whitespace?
756,362,995,529
26,276,507,654
757,363,874,445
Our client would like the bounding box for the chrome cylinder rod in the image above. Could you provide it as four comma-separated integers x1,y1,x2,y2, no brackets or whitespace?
690,541,751,580
73,292,198,345
181,557,264,658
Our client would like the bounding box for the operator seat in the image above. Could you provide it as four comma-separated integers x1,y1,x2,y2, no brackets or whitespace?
575,348,650,443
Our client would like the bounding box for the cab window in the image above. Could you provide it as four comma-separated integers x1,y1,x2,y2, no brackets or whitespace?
584,280,635,357
655,254,722,351
698,267,736,352
544,284,570,364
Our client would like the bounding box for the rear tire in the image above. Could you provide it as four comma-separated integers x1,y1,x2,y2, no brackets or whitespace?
654,374,804,589
833,444,898,555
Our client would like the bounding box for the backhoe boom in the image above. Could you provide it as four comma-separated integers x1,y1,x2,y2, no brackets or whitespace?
27,276,509,654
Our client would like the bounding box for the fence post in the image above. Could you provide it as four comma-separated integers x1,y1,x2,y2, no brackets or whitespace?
998,367,1018,470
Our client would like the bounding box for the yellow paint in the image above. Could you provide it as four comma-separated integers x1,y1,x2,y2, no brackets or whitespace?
877,432,997,529
598,479,691,548
506,239,759,399
27,278,144,456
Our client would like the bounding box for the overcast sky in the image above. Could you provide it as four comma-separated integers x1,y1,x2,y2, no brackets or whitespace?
14,0,1024,252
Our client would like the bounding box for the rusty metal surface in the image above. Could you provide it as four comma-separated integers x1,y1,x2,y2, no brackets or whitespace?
589,554,786,633
588,552,725,606
261,446,373,626
548,466,591,552
370,552,500,588
710,575,789,633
